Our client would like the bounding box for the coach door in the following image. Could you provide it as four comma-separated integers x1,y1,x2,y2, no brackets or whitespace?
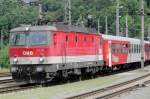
108,40,112,67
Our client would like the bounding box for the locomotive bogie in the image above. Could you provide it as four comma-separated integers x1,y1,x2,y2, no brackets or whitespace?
11,63,104,83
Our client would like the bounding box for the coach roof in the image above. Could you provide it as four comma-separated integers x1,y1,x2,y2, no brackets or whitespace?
102,34,150,44
10,24,98,34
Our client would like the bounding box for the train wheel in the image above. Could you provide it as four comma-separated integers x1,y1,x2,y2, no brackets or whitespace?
62,70,68,78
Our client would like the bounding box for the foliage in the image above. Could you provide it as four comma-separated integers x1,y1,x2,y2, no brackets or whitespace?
0,0,38,44
0,46,9,68
0,0,149,39
0,0,150,68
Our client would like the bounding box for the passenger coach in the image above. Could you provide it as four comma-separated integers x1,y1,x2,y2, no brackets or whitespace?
102,35,150,70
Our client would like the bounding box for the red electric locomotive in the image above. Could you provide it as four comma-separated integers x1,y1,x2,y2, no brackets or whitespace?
9,25,104,83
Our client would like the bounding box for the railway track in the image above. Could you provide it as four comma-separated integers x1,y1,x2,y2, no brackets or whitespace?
67,72,150,99
0,84,37,94
0,78,38,94
0,79,14,84
0,72,11,77
0,75,37,94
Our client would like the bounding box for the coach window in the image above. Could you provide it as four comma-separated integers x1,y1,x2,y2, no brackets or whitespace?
133,44,135,53
136,44,137,53
129,44,131,53
119,44,121,53
137,45,138,53
134,44,136,53
137,45,139,53
135,44,137,53
139,45,141,53
137,44,139,53
132,44,134,53
122,44,126,53
115,44,118,53
114,44,116,53
131,44,133,53
138,44,139,53
135,44,136,53
66,35,69,42
120,44,122,53
136,44,138,53
112,44,115,53
130,44,132,53
126,44,129,53
116,44,118,53
121,44,123,53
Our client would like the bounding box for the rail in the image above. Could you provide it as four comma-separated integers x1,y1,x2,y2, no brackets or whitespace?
66,72,150,99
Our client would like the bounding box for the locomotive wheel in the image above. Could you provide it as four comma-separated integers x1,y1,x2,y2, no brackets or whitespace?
62,70,68,78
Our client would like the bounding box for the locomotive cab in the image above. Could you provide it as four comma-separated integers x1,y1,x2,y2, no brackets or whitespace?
9,26,54,83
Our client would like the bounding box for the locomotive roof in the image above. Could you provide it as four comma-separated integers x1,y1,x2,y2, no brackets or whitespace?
102,34,150,44
10,24,98,34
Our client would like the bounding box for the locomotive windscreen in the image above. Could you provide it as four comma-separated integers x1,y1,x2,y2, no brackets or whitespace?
10,31,50,46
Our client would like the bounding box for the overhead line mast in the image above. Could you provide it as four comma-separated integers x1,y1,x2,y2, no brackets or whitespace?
141,0,144,70
125,15,128,37
116,0,120,36
64,0,72,25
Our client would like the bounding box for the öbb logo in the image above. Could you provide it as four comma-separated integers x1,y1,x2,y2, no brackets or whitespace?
22,51,33,56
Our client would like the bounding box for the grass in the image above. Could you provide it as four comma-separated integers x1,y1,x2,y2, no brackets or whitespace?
0,68,9,73
0,75,124,99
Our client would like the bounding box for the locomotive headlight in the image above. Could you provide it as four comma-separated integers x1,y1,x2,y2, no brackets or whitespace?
36,66,43,72
13,58,18,63
39,57,44,63
11,67,17,72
